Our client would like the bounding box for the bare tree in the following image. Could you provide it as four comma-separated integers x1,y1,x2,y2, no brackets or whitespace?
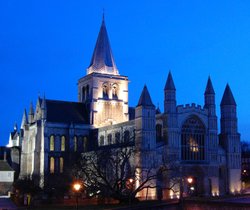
73,140,179,203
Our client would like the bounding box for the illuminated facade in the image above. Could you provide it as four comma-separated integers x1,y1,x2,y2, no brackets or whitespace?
11,17,241,198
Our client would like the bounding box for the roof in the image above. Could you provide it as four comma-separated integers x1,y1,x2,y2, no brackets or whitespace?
164,71,176,90
220,84,236,106
204,76,215,94
0,160,14,171
45,99,89,124
137,85,155,107
87,17,118,75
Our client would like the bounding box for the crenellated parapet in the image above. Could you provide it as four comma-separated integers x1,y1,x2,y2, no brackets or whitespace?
177,103,208,115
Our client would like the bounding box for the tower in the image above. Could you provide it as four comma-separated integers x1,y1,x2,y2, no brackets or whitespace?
204,77,218,162
164,71,176,114
135,85,156,199
220,84,241,193
78,17,129,127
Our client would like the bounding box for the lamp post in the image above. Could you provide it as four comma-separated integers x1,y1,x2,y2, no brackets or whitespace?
73,182,81,210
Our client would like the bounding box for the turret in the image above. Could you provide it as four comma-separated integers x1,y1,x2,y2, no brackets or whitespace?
135,85,156,151
204,76,216,116
220,84,237,134
28,102,34,124
164,71,176,114
21,109,28,129
41,95,47,120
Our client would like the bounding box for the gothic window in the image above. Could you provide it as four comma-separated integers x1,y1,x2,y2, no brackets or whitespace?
50,135,55,151
115,132,120,144
107,134,112,145
74,136,78,152
61,136,65,151
124,130,130,143
112,83,118,99
156,124,163,142
50,157,55,174
100,135,104,146
181,116,205,161
59,157,64,173
83,136,88,152
103,83,109,99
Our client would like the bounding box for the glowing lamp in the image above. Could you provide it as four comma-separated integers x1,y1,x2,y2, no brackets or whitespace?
73,183,81,192
187,177,193,184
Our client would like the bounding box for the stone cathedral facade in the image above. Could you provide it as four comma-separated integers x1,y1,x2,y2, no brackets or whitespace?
9,17,241,199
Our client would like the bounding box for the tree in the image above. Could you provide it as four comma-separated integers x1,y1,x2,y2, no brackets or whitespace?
73,140,179,203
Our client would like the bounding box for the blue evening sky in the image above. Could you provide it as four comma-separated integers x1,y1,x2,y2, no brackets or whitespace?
1,0,250,146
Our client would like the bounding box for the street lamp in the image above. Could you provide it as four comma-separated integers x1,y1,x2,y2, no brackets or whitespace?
73,182,81,210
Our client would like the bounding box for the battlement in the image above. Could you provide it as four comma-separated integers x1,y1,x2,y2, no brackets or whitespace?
177,103,207,115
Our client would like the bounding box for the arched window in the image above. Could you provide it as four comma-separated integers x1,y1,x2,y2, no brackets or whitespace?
112,83,118,99
83,136,88,152
100,135,104,146
156,124,163,142
115,132,120,144
61,136,65,151
103,83,109,99
74,136,78,152
50,135,55,151
124,130,130,143
60,157,64,173
181,116,205,161
107,134,112,145
50,157,55,174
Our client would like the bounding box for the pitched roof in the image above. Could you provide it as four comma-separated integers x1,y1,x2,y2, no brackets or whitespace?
204,76,215,94
87,17,118,75
45,99,89,124
164,71,176,90
220,84,236,106
137,85,155,107
0,160,14,171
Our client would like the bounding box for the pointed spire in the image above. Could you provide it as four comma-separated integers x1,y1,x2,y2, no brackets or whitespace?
205,76,215,94
41,94,46,110
87,16,118,75
21,109,28,128
220,84,236,106
164,71,176,90
137,85,155,107
29,102,34,115
14,122,18,131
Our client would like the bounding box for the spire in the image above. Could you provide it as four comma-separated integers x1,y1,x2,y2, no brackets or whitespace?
164,71,176,90
205,76,215,94
21,109,28,128
137,85,154,107
29,102,34,115
220,84,236,106
87,16,118,75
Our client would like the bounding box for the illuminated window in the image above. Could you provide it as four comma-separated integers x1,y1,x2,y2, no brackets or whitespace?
181,116,205,161
50,135,55,151
60,157,64,173
61,136,65,151
83,136,88,152
50,157,55,174
74,136,78,152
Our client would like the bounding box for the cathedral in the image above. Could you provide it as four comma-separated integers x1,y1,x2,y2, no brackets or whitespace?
8,17,241,199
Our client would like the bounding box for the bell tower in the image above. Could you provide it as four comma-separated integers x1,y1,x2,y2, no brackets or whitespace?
78,16,129,126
